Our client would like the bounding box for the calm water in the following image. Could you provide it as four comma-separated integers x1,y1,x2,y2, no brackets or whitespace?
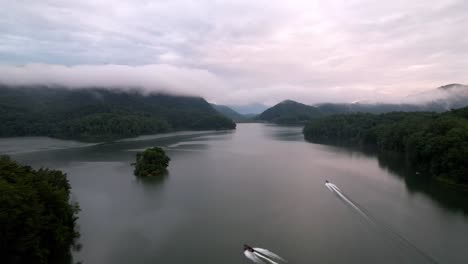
3,123,468,264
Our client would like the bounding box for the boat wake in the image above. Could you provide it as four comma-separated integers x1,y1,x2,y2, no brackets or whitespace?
325,182,370,220
325,181,439,264
243,245,287,264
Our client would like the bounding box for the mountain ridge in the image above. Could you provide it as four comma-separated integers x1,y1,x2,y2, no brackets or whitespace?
0,85,236,141
257,84,468,124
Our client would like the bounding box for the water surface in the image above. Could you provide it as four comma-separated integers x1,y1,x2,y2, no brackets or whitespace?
5,124,468,264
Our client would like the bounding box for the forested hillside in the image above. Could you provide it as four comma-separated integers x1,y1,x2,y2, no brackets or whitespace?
303,107,468,185
257,100,322,124
0,85,236,141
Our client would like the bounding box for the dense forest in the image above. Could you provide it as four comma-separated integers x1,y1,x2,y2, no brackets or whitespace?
303,107,468,185
0,156,79,264
0,85,236,142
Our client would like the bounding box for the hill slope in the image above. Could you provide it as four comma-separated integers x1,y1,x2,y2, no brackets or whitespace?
227,103,268,115
0,85,236,141
211,104,248,122
257,100,322,124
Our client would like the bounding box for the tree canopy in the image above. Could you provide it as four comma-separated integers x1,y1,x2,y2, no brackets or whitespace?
0,156,79,264
303,107,468,185
133,147,170,177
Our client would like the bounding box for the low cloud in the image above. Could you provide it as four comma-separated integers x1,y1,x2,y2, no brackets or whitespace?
0,64,230,99
1,1,468,105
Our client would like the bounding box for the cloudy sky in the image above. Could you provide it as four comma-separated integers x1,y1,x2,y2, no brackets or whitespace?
1,0,467,105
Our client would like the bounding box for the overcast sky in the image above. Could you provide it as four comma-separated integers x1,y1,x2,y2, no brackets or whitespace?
1,0,467,105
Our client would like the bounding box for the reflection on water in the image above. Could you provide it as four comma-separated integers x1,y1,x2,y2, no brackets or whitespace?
305,138,468,216
136,172,169,187
0,137,95,155
376,151,468,216
2,124,468,264
263,124,304,141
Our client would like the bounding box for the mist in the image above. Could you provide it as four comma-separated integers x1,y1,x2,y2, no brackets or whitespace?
1,64,466,108
402,84,468,105
0,64,232,99
2,1,468,106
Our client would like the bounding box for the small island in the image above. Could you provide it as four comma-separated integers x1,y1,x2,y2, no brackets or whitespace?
133,147,170,177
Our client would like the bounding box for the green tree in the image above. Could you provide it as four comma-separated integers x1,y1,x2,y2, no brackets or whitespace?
0,156,79,264
133,147,170,177
303,108,468,185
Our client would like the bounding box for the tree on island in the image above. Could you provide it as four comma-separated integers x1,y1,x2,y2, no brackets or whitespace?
133,147,170,177
0,156,80,264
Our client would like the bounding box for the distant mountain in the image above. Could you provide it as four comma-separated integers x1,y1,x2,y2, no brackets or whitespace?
257,84,468,124
211,104,248,122
243,113,258,119
438,83,465,90
0,85,236,142
227,103,269,115
403,83,468,110
257,100,322,124
316,102,425,114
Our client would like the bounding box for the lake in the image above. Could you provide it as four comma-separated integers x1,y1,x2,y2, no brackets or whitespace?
3,123,468,264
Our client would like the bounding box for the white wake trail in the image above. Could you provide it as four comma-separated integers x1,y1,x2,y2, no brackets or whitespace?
254,252,279,264
327,183,369,220
325,181,440,264
244,251,263,263
244,246,287,264
325,183,334,192
254,248,287,263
